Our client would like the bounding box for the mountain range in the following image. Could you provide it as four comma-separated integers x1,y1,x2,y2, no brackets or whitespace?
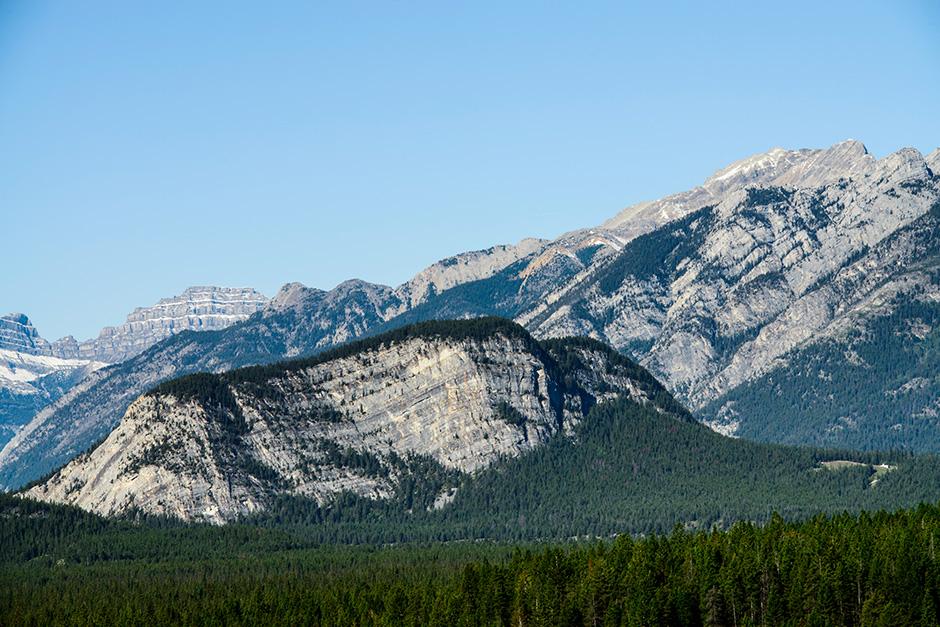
26,318,940,537
3,139,940,494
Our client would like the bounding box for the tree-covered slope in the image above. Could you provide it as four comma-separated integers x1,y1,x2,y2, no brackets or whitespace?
701,294,940,451
22,316,940,535
6,484,940,624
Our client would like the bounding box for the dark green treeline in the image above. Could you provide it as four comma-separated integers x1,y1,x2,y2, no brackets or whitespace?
5,503,940,625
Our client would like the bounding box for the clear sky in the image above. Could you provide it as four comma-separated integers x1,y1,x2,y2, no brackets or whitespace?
2,1,938,341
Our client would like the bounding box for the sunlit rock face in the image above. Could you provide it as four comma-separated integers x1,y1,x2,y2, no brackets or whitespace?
525,143,940,449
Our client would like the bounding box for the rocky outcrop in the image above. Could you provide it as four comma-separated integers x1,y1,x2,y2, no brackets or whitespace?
26,319,673,523
0,314,51,355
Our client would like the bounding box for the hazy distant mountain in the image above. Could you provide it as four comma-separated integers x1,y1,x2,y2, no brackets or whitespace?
51,286,269,363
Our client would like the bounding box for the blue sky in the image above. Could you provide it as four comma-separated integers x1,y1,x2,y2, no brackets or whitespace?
2,1,938,341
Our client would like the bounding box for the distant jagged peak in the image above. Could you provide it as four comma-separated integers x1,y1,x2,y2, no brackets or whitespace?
1,312,31,325
266,279,395,318
266,282,324,313
702,146,813,190
518,231,623,281
874,146,930,184
704,139,875,192
601,139,881,238
50,335,80,359
126,285,268,318
325,279,397,310
769,140,874,188
1,313,38,339
332,278,391,294
0,313,50,355
2,287,269,361
74,285,268,363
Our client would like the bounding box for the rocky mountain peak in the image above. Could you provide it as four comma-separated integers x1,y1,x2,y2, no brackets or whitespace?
874,147,930,185
266,282,321,313
78,286,268,363
770,139,875,188
702,146,811,192
0,313,49,355
123,286,267,322
704,139,876,193
50,336,80,360
332,278,388,296
395,239,548,310
601,140,877,242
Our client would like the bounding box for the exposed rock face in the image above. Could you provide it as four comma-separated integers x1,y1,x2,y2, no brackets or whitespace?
529,146,938,402
0,314,51,355
1,250,588,490
66,286,269,363
696,212,940,449
926,148,940,173
0,280,406,490
601,140,875,238
26,320,670,523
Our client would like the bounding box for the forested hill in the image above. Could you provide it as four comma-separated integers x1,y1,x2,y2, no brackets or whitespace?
25,319,684,523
